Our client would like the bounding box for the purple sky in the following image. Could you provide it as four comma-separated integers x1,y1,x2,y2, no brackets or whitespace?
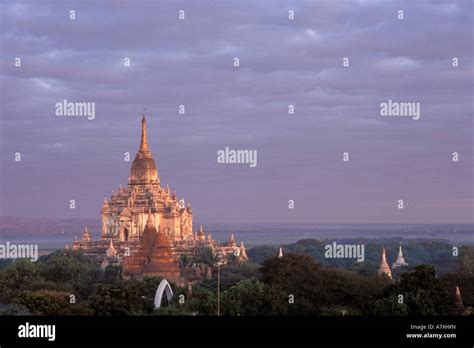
0,0,473,223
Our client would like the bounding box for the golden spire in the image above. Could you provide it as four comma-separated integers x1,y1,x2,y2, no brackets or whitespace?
378,246,392,279
139,110,149,152
450,285,465,315
106,238,116,257
129,114,159,186
454,286,463,305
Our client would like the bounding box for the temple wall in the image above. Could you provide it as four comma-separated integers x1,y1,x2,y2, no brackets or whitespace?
102,209,189,241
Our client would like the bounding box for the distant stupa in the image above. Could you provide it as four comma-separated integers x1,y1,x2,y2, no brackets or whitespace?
278,247,283,258
392,242,408,269
238,241,248,262
378,247,392,279
106,239,116,257
450,286,465,315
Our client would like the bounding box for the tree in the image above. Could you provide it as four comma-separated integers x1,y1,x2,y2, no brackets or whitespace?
153,304,190,316
219,262,260,290
372,293,410,316
221,279,265,315
38,250,102,297
440,271,474,307
458,246,474,273
314,268,390,315
246,246,278,264
260,253,320,287
0,303,31,315
0,259,44,302
14,290,93,315
88,277,164,315
260,253,322,315
374,265,451,315
186,286,217,315
195,247,218,267
180,254,192,268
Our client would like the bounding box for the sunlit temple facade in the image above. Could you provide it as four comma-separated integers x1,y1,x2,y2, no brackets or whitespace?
99,115,193,242
378,243,409,280
73,115,247,284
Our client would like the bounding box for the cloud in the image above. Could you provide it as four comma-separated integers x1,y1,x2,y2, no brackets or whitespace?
0,0,472,223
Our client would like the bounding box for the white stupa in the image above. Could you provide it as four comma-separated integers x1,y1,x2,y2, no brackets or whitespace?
106,239,117,258
392,242,408,269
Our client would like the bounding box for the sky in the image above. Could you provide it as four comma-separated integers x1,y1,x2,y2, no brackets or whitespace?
0,0,473,223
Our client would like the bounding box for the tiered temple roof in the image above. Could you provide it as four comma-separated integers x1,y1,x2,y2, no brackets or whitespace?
73,114,247,284
123,211,181,283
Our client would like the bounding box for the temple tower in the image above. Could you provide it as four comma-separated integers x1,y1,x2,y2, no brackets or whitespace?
129,115,160,187
450,286,465,315
100,115,193,242
392,242,408,269
238,241,248,262
378,247,392,279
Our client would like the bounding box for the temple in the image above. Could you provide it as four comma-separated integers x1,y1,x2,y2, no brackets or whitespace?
122,210,181,283
73,114,247,285
449,286,465,315
391,242,408,269
100,115,193,242
377,247,392,279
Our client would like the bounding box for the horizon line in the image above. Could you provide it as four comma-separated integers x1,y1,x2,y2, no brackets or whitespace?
1,216,473,225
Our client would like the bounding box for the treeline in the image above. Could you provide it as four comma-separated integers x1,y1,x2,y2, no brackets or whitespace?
248,238,471,275
0,241,472,316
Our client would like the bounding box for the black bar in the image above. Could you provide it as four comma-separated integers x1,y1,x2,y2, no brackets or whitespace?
0,316,472,347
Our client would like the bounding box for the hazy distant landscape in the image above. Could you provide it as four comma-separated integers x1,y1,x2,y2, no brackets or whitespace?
1,217,472,255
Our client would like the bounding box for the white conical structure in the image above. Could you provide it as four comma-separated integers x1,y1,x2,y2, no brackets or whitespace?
106,238,117,257
278,247,283,258
392,242,408,269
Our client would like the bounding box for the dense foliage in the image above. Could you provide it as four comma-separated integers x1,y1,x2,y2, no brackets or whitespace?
0,240,472,316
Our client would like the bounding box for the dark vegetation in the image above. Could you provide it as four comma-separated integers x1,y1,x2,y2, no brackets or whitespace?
0,239,472,316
